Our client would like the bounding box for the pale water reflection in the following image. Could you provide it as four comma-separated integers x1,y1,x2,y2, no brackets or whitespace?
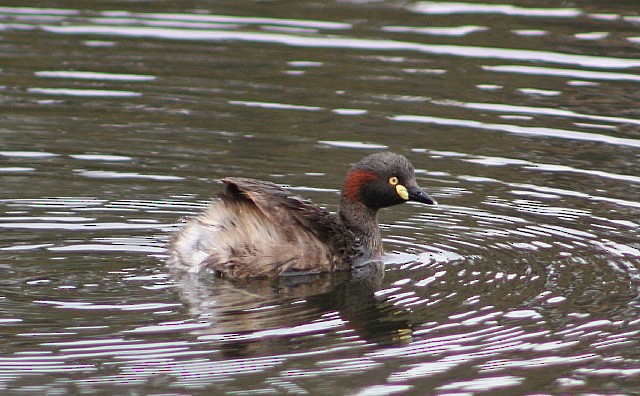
1,0,639,394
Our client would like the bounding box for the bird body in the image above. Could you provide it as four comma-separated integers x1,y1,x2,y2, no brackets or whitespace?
169,152,436,279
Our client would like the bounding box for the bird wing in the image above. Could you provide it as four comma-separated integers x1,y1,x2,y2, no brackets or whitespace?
177,177,346,278
220,177,340,243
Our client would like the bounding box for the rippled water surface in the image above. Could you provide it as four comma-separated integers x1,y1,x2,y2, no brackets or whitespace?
1,1,640,394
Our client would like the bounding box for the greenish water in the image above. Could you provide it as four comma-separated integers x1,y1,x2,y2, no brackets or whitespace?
1,1,639,394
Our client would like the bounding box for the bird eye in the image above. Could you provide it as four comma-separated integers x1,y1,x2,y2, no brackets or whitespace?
389,176,399,185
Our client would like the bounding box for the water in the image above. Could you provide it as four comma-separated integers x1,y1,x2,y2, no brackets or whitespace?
1,1,639,394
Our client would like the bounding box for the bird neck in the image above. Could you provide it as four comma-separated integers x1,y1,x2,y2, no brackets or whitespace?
338,197,383,257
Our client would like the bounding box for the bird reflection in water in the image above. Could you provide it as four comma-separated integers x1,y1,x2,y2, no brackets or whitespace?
172,261,415,357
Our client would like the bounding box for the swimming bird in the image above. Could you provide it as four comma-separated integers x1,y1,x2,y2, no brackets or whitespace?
169,152,437,279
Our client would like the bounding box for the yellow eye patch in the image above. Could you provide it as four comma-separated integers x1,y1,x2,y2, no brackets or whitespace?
395,184,409,200
389,176,399,185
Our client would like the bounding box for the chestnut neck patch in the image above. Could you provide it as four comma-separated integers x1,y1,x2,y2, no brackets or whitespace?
342,169,379,202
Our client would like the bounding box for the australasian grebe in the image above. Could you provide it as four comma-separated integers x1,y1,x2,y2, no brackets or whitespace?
169,152,437,278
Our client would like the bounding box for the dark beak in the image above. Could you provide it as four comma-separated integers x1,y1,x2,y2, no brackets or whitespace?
408,185,437,205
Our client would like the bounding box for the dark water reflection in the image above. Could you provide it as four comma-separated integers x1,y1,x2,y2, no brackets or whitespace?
175,262,413,349
1,0,640,394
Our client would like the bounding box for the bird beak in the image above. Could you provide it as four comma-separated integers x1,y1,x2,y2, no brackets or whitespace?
407,185,437,205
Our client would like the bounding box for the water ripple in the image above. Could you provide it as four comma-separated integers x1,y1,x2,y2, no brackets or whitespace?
392,114,640,148
410,2,581,17
35,70,155,81
483,64,640,82
27,87,142,97
32,23,639,69
1,2,639,394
